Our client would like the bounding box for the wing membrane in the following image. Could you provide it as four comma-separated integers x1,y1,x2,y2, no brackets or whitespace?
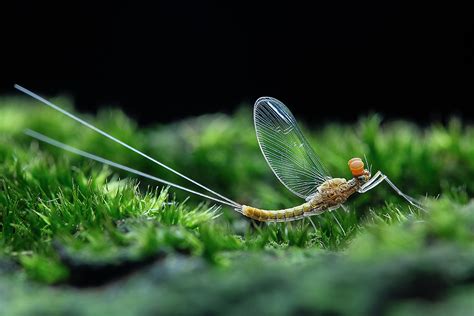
254,97,330,199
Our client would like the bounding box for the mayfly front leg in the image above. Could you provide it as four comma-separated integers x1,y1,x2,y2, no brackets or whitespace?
358,171,384,192
358,171,425,210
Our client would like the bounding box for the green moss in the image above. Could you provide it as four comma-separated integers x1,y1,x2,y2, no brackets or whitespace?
20,254,68,284
1,95,474,314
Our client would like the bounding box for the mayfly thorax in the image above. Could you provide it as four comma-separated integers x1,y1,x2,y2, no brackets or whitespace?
15,85,425,224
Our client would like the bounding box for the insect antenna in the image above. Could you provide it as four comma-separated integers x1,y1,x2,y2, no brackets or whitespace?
15,84,241,209
363,153,372,174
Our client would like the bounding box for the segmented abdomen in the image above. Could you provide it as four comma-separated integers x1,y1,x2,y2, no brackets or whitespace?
241,202,324,222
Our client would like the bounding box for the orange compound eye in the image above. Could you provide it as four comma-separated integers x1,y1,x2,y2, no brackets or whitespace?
348,157,365,177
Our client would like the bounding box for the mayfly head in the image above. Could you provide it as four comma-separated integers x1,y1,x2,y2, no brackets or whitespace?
348,157,371,184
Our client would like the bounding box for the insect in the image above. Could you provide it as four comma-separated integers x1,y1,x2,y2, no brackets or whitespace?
15,85,424,223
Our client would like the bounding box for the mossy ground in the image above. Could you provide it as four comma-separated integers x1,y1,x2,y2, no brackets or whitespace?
1,96,474,315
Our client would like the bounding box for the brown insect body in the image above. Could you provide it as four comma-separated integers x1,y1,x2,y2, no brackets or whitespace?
241,177,364,222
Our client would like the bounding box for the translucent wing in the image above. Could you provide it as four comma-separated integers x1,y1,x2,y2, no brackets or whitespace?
254,97,331,199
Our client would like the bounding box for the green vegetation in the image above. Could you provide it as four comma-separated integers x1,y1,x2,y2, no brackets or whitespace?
1,95,474,315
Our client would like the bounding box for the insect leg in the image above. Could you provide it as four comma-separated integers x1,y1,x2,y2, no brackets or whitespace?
358,171,383,192
359,173,386,193
383,177,426,211
306,217,318,232
359,171,425,211
331,212,346,236
340,204,350,213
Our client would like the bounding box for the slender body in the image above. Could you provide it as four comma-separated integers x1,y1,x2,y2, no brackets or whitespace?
15,85,425,224
242,178,360,222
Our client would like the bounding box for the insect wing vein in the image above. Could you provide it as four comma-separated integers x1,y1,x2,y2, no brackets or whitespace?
254,97,331,199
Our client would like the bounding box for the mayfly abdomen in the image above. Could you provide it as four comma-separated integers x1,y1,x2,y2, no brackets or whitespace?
242,202,316,222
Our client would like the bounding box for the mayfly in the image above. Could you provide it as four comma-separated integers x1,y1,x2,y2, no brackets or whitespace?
15,85,424,223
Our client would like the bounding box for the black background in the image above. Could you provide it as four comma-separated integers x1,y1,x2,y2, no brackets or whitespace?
1,1,473,125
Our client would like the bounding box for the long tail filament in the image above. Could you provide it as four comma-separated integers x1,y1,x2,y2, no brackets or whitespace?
16,84,241,209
